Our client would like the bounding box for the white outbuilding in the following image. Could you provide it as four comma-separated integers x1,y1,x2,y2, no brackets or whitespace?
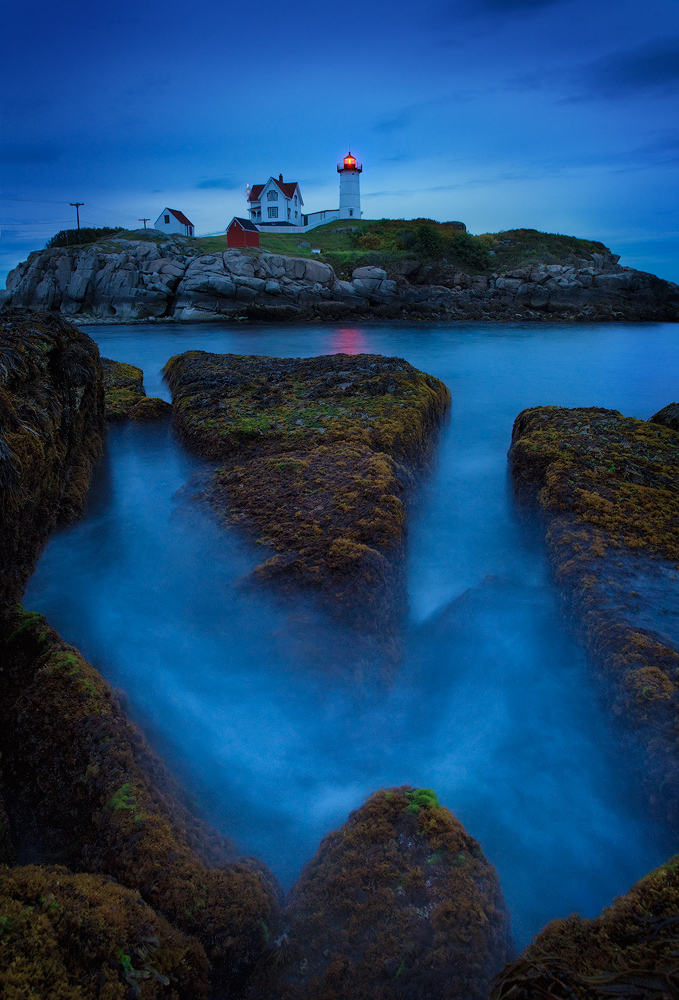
154,208,195,237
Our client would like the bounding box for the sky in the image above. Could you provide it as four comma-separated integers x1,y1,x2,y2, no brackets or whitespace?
1,0,678,284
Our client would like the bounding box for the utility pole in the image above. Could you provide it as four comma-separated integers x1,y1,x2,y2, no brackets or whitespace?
139,218,150,229
70,202,84,229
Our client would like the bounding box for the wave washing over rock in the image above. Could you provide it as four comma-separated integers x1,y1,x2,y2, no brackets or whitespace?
2,236,678,322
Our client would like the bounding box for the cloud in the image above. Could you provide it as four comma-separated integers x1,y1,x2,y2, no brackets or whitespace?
582,37,679,98
0,143,62,165
195,177,240,190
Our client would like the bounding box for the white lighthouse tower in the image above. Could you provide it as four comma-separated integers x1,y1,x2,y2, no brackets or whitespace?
337,152,362,219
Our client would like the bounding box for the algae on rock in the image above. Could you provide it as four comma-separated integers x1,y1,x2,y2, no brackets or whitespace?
102,356,171,420
0,864,209,1000
1,605,282,986
490,855,679,999
0,310,105,608
252,786,512,1000
509,405,679,821
163,351,450,655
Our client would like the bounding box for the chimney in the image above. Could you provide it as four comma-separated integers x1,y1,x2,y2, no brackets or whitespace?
279,173,283,182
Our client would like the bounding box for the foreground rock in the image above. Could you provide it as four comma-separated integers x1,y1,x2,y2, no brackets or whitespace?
1,606,281,987
2,238,677,321
102,357,171,420
252,787,512,1000
0,310,105,608
164,351,450,657
489,855,679,999
0,864,208,999
0,311,281,991
509,405,679,821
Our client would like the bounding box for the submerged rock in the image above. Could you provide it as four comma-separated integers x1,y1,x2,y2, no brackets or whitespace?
509,405,679,821
253,787,512,1000
1,605,282,987
0,864,209,999
102,357,171,420
0,310,105,608
163,351,450,657
489,855,679,999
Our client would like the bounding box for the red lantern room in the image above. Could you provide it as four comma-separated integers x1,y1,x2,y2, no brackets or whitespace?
337,151,362,173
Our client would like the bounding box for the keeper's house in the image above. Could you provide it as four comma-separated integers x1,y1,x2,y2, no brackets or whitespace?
154,207,195,237
226,217,260,248
247,174,303,227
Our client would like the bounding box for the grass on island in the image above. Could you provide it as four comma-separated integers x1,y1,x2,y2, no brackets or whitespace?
37,220,616,276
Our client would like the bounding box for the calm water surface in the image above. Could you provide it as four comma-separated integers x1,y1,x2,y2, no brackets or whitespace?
25,321,679,946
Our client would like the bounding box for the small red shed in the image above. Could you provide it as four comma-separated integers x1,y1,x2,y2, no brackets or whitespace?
226,217,260,248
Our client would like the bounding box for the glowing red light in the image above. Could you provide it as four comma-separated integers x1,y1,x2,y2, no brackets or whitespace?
344,154,356,168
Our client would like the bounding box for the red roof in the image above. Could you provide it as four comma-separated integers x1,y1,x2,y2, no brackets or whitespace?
168,208,193,227
248,177,300,201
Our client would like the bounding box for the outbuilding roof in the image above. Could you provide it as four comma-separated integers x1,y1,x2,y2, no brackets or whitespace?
228,217,259,232
166,208,194,227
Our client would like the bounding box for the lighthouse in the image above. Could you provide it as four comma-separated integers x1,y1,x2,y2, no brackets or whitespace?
337,152,362,220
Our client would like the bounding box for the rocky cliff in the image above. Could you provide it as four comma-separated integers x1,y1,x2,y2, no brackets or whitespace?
2,235,677,322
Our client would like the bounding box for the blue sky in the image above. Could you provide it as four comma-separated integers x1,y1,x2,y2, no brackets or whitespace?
2,0,678,283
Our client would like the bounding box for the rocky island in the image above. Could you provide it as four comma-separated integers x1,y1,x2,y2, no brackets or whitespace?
2,222,677,323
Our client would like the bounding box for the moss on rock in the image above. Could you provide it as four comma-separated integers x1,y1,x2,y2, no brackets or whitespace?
0,310,105,608
0,864,209,999
101,357,170,421
489,856,679,999
0,605,281,986
650,401,679,433
252,786,512,1000
163,352,450,652
509,405,679,820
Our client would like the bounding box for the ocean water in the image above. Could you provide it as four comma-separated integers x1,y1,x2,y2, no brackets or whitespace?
25,320,679,946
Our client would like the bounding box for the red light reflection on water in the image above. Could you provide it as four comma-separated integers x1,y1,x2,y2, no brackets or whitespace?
328,327,369,355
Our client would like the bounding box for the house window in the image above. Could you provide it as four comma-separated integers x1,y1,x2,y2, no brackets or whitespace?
164,214,170,224
267,190,278,201
288,207,291,217
321,211,325,219
268,206,278,219
295,211,298,218
294,196,297,205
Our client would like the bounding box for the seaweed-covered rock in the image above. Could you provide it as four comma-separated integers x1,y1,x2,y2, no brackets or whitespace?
164,352,450,653
509,406,679,820
252,787,511,1000
650,401,679,433
0,309,105,608
102,357,170,420
1,605,281,986
489,855,679,999
0,864,209,1000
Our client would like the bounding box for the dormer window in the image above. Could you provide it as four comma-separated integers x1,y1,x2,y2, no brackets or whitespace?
267,190,278,201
